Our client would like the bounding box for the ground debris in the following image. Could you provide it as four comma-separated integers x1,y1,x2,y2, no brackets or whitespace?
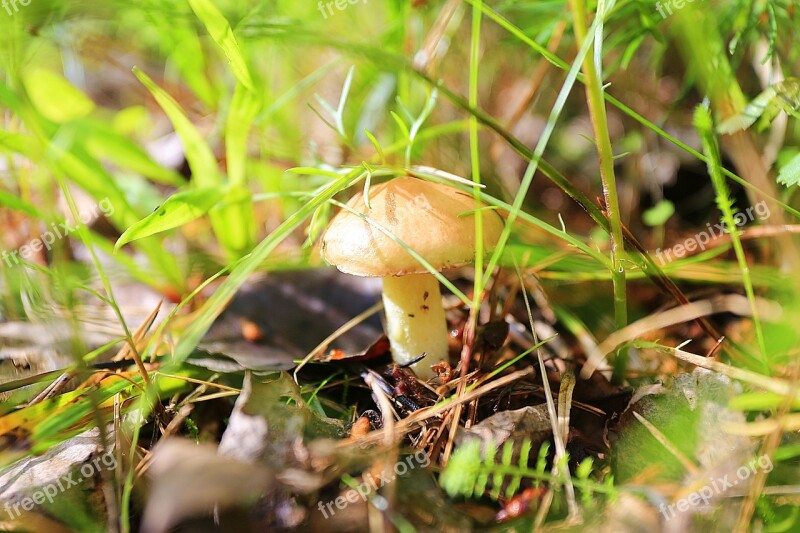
0,427,115,531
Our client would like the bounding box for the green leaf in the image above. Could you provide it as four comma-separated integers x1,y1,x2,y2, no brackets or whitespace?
21,68,95,123
209,184,255,255
364,129,385,164
304,202,330,248
115,187,225,249
133,67,239,258
225,83,261,186
777,153,800,187
0,131,43,159
29,369,191,455
285,167,344,179
729,392,800,411
717,88,774,134
133,67,221,188
80,119,186,186
506,439,531,498
642,200,675,226
405,88,438,166
187,0,254,91
168,26,218,106
112,5,216,106
0,189,41,218
4,76,183,290
390,111,409,138
695,103,768,368
441,439,482,498
47,143,137,228
717,78,800,135
576,457,594,479
111,105,151,135
216,82,260,256
46,142,184,289
165,171,356,370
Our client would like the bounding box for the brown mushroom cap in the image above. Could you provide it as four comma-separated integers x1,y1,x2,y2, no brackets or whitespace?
321,176,504,277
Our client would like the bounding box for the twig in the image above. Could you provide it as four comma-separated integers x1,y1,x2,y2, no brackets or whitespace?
658,345,795,401
581,295,782,378
363,371,398,526
735,363,798,532
342,368,534,449
26,372,73,406
517,264,579,520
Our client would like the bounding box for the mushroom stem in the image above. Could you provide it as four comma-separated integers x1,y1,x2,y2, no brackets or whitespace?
381,273,449,379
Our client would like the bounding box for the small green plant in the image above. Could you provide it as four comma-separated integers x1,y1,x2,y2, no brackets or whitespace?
441,439,615,507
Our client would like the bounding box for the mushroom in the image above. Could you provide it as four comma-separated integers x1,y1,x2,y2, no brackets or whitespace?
321,176,503,379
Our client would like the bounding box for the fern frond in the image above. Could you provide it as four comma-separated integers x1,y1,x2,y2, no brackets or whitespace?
440,438,615,506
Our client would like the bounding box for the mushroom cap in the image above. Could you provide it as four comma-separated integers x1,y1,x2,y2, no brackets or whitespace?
321,176,504,277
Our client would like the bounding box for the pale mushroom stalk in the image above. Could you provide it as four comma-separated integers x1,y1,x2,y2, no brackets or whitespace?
321,177,503,380
381,273,448,376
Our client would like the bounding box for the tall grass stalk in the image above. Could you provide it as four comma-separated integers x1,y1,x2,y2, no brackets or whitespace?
695,105,768,371
442,0,486,466
568,0,627,378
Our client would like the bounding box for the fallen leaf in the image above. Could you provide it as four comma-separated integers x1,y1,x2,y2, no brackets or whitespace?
141,438,272,533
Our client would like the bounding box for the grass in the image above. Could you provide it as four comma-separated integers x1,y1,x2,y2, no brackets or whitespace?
0,0,798,531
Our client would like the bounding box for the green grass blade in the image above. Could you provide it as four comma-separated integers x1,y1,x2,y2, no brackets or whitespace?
166,171,358,369
187,0,254,91
695,105,768,371
133,67,222,188
80,118,186,186
115,187,225,249
218,82,261,254
480,10,604,288
21,67,95,123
